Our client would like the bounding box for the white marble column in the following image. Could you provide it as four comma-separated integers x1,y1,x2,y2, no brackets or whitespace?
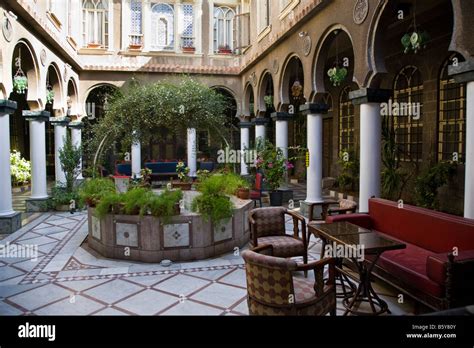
70,122,84,179
272,112,292,190
131,140,142,178
239,121,251,176
187,128,197,177
301,104,328,203
51,117,69,185
350,88,390,213
0,101,17,217
464,81,474,218
254,117,268,148
24,111,50,200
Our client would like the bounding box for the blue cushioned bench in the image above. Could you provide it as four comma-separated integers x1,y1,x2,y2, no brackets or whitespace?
145,162,181,181
116,163,132,177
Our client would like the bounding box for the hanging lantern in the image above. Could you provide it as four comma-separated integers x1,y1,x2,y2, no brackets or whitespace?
13,49,28,94
291,79,303,99
327,31,348,87
401,0,430,54
46,76,55,104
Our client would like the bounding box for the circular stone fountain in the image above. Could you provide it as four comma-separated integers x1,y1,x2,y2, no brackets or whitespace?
86,190,253,263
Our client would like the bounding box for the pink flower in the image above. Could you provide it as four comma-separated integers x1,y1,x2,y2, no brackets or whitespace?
268,162,273,168
286,162,294,170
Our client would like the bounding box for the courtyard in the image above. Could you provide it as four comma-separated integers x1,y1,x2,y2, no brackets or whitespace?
0,0,474,323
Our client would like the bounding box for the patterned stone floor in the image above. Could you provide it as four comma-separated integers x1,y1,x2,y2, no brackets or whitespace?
0,210,417,316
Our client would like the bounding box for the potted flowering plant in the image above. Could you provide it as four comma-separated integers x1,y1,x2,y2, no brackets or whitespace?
10,150,31,192
255,141,294,206
173,161,193,190
218,45,233,54
13,75,28,94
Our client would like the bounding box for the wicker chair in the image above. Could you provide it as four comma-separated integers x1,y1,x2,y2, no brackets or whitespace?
249,207,308,268
242,245,336,316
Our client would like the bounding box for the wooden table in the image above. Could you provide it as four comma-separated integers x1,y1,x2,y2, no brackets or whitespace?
308,221,406,316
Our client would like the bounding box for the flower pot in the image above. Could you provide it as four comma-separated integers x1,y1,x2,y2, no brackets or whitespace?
269,191,283,207
87,43,102,49
56,204,71,212
236,188,250,200
172,181,193,191
182,47,195,53
218,49,232,54
129,44,143,50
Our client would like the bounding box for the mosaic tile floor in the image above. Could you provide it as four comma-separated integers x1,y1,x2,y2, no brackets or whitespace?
0,211,416,316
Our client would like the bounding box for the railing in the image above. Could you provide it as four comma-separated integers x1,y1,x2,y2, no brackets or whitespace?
181,36,195,50
129,34,143,47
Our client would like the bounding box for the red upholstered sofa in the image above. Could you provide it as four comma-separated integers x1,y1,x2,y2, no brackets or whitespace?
326,198,474,310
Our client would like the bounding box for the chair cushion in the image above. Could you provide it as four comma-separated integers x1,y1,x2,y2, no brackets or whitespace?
250,190,261,199
257,236,305,258
251,207,286,237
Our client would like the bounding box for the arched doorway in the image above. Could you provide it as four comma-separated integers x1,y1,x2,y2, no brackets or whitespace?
258,72,275,144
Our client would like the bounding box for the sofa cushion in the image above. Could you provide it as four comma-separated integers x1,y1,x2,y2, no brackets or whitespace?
368,199,474,253
371,233,444,298
427,250,474,285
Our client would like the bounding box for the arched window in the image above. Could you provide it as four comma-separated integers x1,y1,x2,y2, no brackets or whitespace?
339,86,355,153
438,55,466,162
82,0,109,48
151,3,175,50
393,66,424,162
214,6,235,53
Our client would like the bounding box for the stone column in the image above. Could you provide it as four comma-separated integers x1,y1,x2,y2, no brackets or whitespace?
0,100,22,234
50,117,70,185
239,121,252,176
271,112,292,191
187,128,197,177
23,110,51,212
253,116,269,147
301,103,329,204
131,140,142,179
349,88,391,213
450,62,474,219
69,121,84,180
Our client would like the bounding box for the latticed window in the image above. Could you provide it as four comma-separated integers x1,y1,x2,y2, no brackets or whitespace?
339,86,355,153
393,66,424,162
82,0,109,48
151,3,174,50
182,4,194,48
438,55,466,162
214,6,235,53
130,0,142,45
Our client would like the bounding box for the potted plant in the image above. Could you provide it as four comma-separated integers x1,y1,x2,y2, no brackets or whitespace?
10,150,31,192
173,161,193,190
182,44,196,53
218,45,232,54
255,141,294,206
13,75,28,94
327,66,348,87
79,178,116,207
401,30,430,54
51,185,80,212
87,42,102,49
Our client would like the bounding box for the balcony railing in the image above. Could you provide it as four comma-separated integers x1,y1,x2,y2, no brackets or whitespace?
129,34,143,48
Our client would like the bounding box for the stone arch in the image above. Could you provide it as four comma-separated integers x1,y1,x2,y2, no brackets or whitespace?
11,39,41,109
279,53,305,111
257,71,274,113
67,77,80,117
46,63,64,116
83,83,120,117
243,82,255,118
312,24,357,98
211,85,241,117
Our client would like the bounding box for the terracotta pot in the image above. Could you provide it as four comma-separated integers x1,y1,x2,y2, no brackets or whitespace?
87,43,102,49
182,47,195,53
237,188,250,200
218,49,232,54
172,181,193,191
129,44,143,50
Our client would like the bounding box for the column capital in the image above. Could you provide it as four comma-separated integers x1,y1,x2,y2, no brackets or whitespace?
68,121,84,129
253,117,270,126
50,116,71,126
300,103,329,116
349,88,391,105
271,112,293,121
0,99,18,115
239,122,253,128
22,110,51,121
449,60,474,84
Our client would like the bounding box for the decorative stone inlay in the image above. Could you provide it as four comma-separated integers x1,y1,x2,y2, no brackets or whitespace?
163,223,190,248
116,222,139,247
91,215,101,240
272,59,279,75
214,218,233,243
353,0,369,25
40,49,47,66
2,16,13,42
302,35,312,56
